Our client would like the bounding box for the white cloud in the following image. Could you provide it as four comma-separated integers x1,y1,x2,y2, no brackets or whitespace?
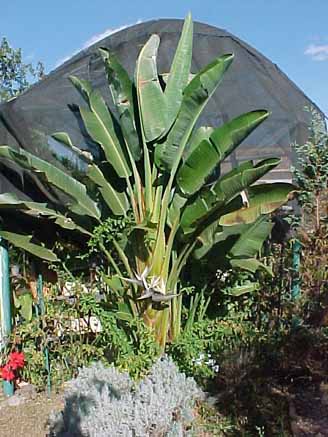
54,20,142,68
304,43,328,61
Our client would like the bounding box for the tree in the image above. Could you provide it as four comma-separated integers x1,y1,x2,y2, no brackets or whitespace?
0,37,44,103
0,15,295,347
292,107,328,232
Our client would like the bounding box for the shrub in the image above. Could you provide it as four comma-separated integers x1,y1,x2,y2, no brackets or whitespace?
5,275,160,390
48,356,203,436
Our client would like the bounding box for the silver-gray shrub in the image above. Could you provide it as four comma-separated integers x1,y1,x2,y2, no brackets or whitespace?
48,356,204,436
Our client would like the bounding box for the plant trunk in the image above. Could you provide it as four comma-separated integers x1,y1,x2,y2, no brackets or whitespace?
143,306,170,350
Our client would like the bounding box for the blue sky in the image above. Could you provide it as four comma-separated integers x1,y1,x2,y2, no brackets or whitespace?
1,0,328,115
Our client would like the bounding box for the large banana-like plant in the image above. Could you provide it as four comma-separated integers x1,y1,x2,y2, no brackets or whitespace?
0,15,295,347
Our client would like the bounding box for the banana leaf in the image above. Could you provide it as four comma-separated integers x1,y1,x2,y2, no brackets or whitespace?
87,164,129,216
135,34,168,142
79,89,131,179
167,192,186,227
184,126,214,160
164,13,193,130
230,258,273,275
194,221,245,259
0,146,100,220
229,216,273,258
69,76,93,101
219,183,296,225
0,231,58,262
52,132,94,164
155,53,234,171
180,158,281,234
99,48,141,161
0,192,91,235
177,110,269,195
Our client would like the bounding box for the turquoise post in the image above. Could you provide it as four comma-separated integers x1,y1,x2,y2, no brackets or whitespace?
291,239,302,299
291,238,302,329
37,274,51,396
0,237,14,396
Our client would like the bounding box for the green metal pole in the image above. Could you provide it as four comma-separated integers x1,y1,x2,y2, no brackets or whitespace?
37,274,51,397
291,238,302,329
291,239,302,299
0,237,14,396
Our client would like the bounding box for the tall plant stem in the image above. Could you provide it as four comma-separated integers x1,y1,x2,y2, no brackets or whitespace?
126,146,144,223
112,239,133,278
143,143,153,215
126,177,139,223
155,133,190,263
99,242,122,277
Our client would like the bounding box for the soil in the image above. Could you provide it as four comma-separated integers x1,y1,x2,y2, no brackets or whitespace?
289,380,328,436
0,387,63,437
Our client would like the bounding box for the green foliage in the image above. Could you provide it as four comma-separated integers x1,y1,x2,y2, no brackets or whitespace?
289,107,328,317
291,106,328,230
0,37,44,102
0,15,294,348
6,274,159,390
88,214,134,253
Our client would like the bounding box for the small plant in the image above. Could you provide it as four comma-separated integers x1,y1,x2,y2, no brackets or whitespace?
48,356,203,436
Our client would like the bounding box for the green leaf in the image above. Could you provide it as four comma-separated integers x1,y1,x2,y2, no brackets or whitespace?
16,293,33,321
99,48,141,161
0,146,100,220
219,183,296,225
177,110,269,195
230,258,273,275
52,131,73,147
135,34,168,142
164,13,193,130
101,274,124,293
52,132,94,164
225,281,259,296
87,165,129,216
80,90,131,178
168,192,186,227
184,126,214,160
116,302,134,322
180,158,281,234
0,192,91,235
194,222,242,259
0,231,58,262
229,216,273,258
69,75,93,101
155,53,234,171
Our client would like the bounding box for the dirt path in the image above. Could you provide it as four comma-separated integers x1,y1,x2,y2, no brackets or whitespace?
0,388,63,437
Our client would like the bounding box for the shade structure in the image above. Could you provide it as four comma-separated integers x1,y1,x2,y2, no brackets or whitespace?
0,19,322,203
